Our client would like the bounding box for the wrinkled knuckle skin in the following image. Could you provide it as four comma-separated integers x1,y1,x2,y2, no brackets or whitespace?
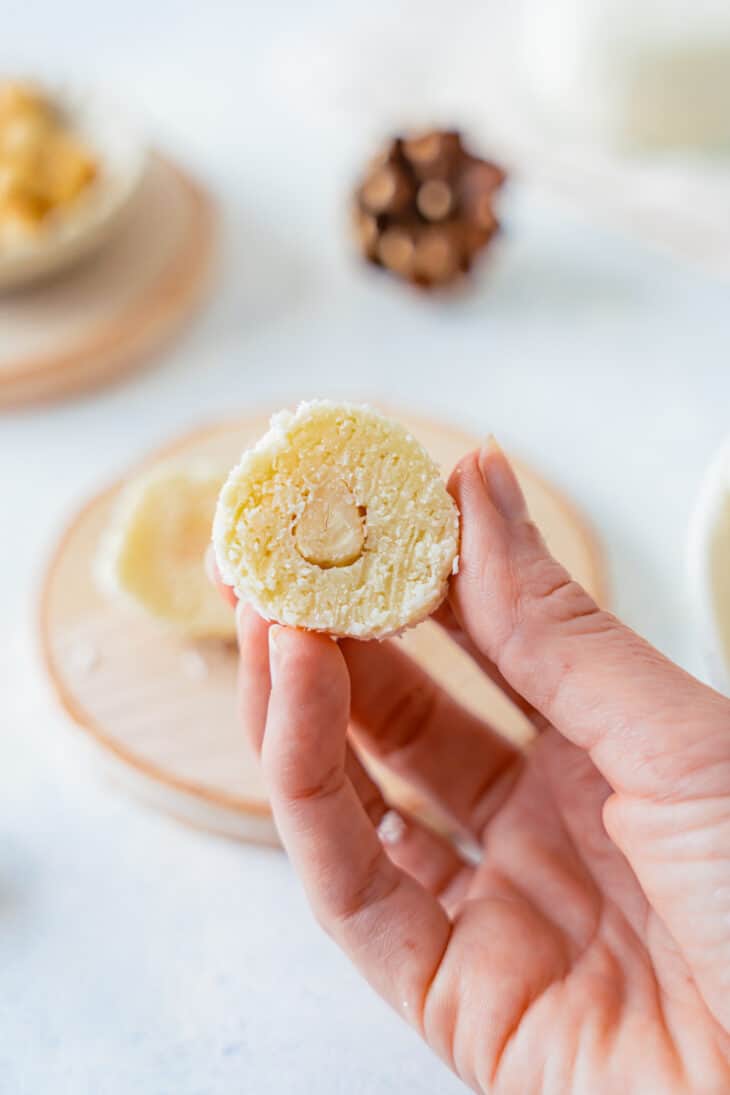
515,551,601,632
336,850,400,926
497,554,611,708
312,849,399,939
278,759,345,807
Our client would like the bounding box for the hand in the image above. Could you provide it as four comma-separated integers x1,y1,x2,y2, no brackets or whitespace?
231,441,730,1094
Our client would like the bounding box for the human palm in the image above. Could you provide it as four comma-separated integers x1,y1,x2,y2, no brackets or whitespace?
399,721,727,1093
231,442,730,1094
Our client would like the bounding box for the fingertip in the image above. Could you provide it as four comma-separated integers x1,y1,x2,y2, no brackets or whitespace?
447,448,481,498
206,544,238,608
268,629,351,732
447,447,524,662
477,437,528,522
236,602,273,669
236,603,273,756
268,626,347,691
263,628,351,799
449,443,528,526
449,451,498,544
236,598,261,638
267,623,283,683
221,583,238,609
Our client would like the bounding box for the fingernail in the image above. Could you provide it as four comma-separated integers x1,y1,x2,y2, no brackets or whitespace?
268,625,283,684
377,809,407,846
478,436,528,522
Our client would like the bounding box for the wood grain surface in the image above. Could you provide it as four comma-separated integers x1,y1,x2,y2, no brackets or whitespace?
40,411,607,843
0,153,215,408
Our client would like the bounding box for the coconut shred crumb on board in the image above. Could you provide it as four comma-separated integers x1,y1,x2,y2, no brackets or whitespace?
213,401,460,639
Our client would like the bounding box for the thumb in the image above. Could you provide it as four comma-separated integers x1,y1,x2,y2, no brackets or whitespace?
448,439,730,803
449,441,730,1033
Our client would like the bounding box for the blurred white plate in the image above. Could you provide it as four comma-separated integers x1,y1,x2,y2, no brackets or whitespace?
688,437,730,695
0,84,147,292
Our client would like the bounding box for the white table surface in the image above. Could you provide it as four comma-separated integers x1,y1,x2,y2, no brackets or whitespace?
3,3,730,1093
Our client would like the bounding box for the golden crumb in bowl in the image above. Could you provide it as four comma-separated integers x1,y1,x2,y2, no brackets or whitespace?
0,80,97,241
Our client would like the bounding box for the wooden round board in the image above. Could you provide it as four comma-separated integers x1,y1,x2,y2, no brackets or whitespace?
0,153,215,408
40,411,607,845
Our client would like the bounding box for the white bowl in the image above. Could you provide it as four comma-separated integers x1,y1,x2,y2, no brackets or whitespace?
688,436,730,695
0,84,148,292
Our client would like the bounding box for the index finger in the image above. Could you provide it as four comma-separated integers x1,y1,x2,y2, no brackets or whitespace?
262,626,453,1021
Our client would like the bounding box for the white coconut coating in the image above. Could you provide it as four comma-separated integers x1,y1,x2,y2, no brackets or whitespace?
213,401,460,639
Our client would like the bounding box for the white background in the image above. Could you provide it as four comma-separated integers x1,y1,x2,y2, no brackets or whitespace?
2,3,730,1093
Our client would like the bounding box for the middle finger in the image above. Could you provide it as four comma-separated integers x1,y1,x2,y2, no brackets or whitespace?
342,637,524,839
